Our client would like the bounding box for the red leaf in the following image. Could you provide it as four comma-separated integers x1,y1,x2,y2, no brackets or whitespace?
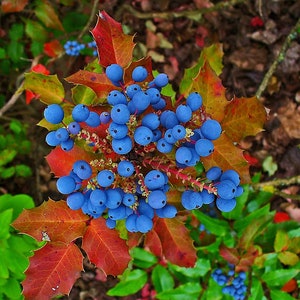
153,217,197,267
274,212,291,223
44,39,64,58
144,229,163,258
11,199,89,243
282,278,297,293
46,145,95,177
82,218,131,276
219,244,240,265
65,70,115,98
1,0,28,12
22,242,83,300
91,11,135,67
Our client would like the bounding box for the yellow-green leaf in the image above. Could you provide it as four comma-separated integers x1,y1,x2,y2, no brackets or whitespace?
278,251,299,266
274,230,289,252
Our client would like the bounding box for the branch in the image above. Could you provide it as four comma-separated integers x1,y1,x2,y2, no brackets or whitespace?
256,18,300,98
120,0,247,22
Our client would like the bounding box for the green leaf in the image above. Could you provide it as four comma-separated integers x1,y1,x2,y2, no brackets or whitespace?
131,247,158,269
0,209,13,240
234,204,271,235
193,210,231,236
23,73,65,104
30,40,44,57
0,166,15,178
71,85,97,105
288,237,300,254
9,23,24,41
152,264,174,293
24,19,48,42
156,282,201,300
2,278,22,299
270,289,297,300
7,40,25,63
247,190,272,212
274,230,289,252
62,12,89,33
0,48,6,59
0,194,34,221
249,277,265,300
15,164,32,177
107,269,147,296
0,250,9,278
0,149,17,166
261,269,299,287
278,251,299,266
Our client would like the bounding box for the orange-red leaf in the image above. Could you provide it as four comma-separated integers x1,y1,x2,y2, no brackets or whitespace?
191,61,229,122
46,145,95,177
144,229,163,258
153,217,197,267
22,242,83,300
82,218,131,276
65,70,115,99
219,244,240,266
91,11,135,67
221,96,267,142
11,199,89,243
1,0,28,12
201,134,250,183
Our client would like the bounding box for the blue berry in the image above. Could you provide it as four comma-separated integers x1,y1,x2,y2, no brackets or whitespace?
131,91,151,112
108,205,127,220
132,66,148,82
136,215,153,233
90,189,107,206
100,111,111,124
171,125,186,140
175,146,193,164
195,138,214,157
112,136,133,154
138,199,154,219
106,218,116,229
141,113,160,130
186,92,202,111
108,122,128,139
72,104,90,122
68,122,81,134
181,190,203,210
145,88,161,104
134,126,153,146
105,189,122,209
220,170,241,186
126,84,142,99
148,190,167,209
85,111,101,127
206,166,222,181
111,104,130,124
67,192,85,210
156,138,173,153
107,90,127,105
44,104,64,124
152,98,166,110
56,176,76,194
200,119,222,140
117,160,135,177
61,138,74,151
156,204,177,218
176,104,192,123
46,131,60,146
154,73,169,87
122,193,136,206
55,127,70,142
144,170,166,190
106,64,124,83
216,180,237,199
164,129,177,144
73,160,92,180
97,169,115,187
200,189,215,204
126,214,138,232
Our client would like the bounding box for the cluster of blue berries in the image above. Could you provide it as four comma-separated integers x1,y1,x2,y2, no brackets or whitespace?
43,61,243,233
63,40,97,56
212,267,247,300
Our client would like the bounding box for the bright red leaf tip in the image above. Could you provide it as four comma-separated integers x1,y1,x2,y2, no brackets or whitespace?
274,211,291,223
22,242,83,300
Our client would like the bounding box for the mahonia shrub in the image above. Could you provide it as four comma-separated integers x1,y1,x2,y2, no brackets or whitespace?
12,11,268,299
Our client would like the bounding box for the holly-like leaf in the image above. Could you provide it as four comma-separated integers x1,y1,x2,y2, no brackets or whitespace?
22,242,83,300
278,251,299,266
35,0,63,31
43,39,64,58
91,11,135,67
221,96,267,142
180,43,223,95
201,133,250,183
46,145,96,177
82,218,131,276
71,85,98,105
11,199,89,243
144,229,163,258
219,244,240,266
274,230,289,252
189,61,229,122
153,217,197,267
23,73,64,104
65,71,114,99
1,0,28,13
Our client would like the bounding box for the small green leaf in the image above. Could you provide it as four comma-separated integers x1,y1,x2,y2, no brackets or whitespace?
107,269,147,296
0,250,9,278
0,149,17,167
156,282,201,300
262,156,278,176
193,210,231,236
270,289,297,300
24,19,48,42
274,230,289,252
23,72,65,104
62,12,89,33
249,277,265,300
15,164,32,177
152,264,174,293
0,48,6,59
0,209,13,240
9,23,24,41
71,85,97,105
261,269,299,287
0,166,15,178
2,277,22,299
278,251,299,266
131,247,158,269
288,237,300,254
7,40,25,63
